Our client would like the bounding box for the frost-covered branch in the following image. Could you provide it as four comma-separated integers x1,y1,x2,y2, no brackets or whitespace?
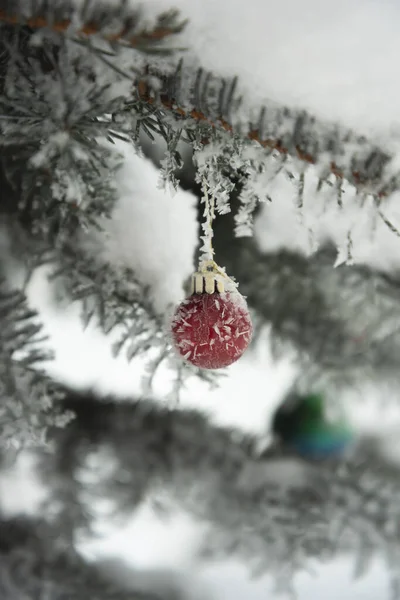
138,63,396,201
132,62,400,244
0,23,130,239
2,4,399,250
38,391,400,595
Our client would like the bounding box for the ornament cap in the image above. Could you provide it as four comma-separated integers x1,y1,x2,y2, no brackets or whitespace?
191,260,236,295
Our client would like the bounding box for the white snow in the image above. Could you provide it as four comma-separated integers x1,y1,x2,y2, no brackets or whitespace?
87,140,198,313
0,452,48,517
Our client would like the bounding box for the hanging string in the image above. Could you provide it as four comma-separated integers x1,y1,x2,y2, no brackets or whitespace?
200,179,215,263
198,178,232,283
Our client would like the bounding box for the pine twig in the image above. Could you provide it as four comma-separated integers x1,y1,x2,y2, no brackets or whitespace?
137,78,393,200
0,6,187,50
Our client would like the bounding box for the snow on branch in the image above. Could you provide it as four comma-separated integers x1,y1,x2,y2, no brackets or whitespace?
129,46,400,245
137,61,398,202
40,391,400,595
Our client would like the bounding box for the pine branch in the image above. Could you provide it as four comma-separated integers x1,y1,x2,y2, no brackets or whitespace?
38,391,400,595
0,2,187,54
136,63,396,201
132,59,400,245
0,24,129,238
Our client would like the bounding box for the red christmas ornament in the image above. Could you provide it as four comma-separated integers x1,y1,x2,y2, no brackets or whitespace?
171,261,253,369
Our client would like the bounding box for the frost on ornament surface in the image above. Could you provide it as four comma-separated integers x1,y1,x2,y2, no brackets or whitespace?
171,289,253,370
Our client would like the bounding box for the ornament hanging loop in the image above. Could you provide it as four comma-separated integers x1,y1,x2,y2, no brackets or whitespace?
192,178,236,294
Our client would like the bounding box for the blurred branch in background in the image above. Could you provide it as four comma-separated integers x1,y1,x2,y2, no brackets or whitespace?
0,514,160,600
35,390,400,595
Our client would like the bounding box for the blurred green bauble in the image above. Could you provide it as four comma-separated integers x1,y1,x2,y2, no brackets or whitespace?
272,392,353,459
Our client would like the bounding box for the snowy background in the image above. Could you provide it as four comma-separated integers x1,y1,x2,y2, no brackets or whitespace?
2,0,400,597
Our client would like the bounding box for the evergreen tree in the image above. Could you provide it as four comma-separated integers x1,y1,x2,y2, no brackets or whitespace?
1,1,400,598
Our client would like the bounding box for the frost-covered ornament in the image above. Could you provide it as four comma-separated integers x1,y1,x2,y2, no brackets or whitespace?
171,260,253,369
171,178,252,369
272,392,353,460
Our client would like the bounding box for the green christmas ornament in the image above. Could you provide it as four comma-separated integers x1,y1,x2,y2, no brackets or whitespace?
272,392,353,459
